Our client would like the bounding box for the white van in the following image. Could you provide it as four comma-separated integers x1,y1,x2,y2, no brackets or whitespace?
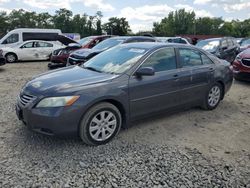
0,28,62,48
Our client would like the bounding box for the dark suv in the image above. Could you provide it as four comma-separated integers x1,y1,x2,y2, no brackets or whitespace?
67,36,157,66
49,35,112,68
196,37,239,63
0,49,6,66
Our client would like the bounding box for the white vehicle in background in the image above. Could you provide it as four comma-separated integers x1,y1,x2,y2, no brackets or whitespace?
1,40,63,63
156,37,191,45
0,28,62,48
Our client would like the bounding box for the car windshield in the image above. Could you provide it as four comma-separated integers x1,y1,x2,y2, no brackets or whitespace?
196,39,220,52
241,39,250,46
83,45,147,74
93,38,125,51
78,37,93,46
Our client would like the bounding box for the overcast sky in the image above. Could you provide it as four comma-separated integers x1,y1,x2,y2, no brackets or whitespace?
0,0,250,33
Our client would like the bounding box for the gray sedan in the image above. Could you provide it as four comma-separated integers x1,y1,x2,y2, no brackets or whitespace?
16,43,233,145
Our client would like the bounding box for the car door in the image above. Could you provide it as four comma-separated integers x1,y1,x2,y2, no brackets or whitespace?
18,42,36,61
177,48,213,103
34,42,54,60
219,39,230,61
226,39,237,62
129,47,181,118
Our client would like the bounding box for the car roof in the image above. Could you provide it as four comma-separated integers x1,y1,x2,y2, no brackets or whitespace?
119,42,193,50
111,36,155,40
20,40,58,44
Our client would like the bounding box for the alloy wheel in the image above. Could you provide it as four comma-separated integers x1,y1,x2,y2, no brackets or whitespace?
89,110,117,141
208,85,221,107
6,54,16,63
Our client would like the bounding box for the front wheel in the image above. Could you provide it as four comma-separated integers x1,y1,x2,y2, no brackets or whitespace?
203,83,222,110
5,53,17,63
79,102,122,145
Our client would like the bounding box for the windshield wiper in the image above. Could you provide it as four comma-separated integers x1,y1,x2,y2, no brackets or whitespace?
83,66,102,73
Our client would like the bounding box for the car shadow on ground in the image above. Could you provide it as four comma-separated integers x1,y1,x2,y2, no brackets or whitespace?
234,79,250,86
8,98,239,152
0,68,6,73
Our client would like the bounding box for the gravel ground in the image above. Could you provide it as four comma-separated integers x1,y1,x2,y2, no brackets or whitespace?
0,62,249,187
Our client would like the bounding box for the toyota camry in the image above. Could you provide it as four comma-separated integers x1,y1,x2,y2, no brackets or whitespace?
16,43,233,145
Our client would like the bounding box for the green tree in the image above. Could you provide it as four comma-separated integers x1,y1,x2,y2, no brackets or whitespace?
0,11,8,37
153,9,195,36
36,12,53,28
53,8,73,33
103,17,131,35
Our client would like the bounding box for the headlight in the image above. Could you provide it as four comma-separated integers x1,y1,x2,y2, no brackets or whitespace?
36,96,80,108
235,55,242,61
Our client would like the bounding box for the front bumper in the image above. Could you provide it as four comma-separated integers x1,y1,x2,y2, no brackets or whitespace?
49,55,68,67
0,57,6,66
232,60,250,81
233,72,250,81
15,100,82,137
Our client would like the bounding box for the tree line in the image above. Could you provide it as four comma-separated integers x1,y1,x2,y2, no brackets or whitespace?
152,9,250,37
0,8,250,39
0,8,131,38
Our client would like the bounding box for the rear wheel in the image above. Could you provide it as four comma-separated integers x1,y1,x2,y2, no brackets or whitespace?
5,53,17,63
203,83,222,110
79,102,122,145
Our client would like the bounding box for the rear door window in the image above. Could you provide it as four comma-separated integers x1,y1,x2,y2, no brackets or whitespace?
221,40,228,48
35,42,53,48
21,42,34,48
179,48,203,67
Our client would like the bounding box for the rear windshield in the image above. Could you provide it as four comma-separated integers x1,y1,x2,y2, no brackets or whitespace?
241,39,250,46
78,37,94,46
93,38,125,51
196,39,220,52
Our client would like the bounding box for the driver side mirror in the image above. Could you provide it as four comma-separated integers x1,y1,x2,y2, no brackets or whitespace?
135,67,155,77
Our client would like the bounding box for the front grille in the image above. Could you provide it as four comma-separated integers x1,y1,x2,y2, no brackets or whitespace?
19,94,36,107
68,57,86,65
242,59,250,67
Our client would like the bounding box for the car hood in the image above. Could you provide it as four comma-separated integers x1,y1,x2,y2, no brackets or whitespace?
239,48,250,58
56,35,78,45
71,48,103,59
24,66,116,95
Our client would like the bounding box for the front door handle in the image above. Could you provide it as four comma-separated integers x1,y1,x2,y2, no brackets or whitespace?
173,74,179,81
209,67,215,72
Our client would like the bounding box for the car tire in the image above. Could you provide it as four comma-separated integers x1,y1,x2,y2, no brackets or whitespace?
79,102,122,146
202,83,222,110
5,53,17,63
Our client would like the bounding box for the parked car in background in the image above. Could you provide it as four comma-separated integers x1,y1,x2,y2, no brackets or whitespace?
196,37,238,63
1,35,76,63
236,38,244,45
16,43,233,145
233,48,250,81
157,37,191,45
0,28,62,48
0,49,6,66
49,35,113,68
67,36,156,66
239,38,250,52
1,40,63,63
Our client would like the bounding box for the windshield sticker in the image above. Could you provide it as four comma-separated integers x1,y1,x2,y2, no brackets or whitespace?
129,48,146,53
